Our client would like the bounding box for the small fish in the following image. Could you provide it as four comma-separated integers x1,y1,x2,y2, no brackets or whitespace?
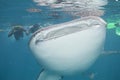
0,29,5,32
26,8,42,13
89,73,96,80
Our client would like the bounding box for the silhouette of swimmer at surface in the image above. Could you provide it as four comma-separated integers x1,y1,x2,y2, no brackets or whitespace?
8,25,27,40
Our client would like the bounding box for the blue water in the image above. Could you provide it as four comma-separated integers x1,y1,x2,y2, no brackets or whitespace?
0,0,120,80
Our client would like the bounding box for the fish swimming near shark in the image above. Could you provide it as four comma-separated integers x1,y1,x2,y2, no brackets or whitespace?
29,16,106,80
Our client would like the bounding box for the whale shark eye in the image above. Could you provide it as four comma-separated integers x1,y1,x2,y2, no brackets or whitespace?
35,37,44,45
35,32,46,44
87,19,101,27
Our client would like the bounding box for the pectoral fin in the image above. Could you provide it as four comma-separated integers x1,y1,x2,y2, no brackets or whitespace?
38,69,63,80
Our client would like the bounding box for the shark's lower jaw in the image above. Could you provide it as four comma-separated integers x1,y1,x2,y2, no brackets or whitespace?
29,16,106,75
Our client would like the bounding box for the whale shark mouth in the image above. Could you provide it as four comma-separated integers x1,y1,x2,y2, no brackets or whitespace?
29,16,106,45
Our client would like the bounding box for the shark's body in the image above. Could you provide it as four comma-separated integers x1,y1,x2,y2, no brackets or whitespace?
29,16,106,80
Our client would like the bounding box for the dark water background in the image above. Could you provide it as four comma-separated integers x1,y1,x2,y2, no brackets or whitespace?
0,0,120,80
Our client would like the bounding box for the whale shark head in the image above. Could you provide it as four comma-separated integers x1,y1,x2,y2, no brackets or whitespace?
29,16,106,80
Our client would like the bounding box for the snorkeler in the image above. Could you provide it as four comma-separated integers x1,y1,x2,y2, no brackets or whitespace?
8,25,27,40
107,22,120,36
27,24,41,35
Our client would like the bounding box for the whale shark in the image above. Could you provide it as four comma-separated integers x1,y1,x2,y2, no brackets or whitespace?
29,16,106,80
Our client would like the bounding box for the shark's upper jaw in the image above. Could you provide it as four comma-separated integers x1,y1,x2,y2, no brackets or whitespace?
29,16,106,45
